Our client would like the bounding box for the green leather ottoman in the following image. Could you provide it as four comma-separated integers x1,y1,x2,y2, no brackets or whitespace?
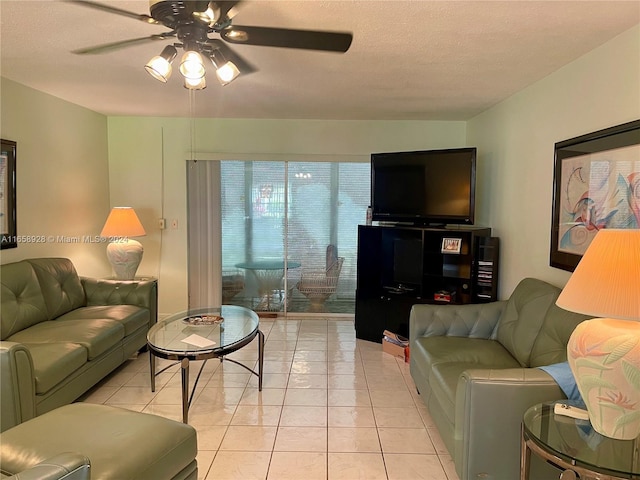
0,403,197,480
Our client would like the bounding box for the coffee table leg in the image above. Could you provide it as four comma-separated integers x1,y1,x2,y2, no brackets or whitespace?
181,357,190,423
258,330,265,391
520,424,530,480
149,350,156,392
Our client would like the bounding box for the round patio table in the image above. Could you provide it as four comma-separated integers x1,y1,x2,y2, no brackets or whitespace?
235,260,301,311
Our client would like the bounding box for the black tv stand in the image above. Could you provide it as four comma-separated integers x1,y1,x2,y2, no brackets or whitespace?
355,224,499,343
383,285,416,294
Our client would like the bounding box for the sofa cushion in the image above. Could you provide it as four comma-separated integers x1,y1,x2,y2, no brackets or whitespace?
495,278,561,367
26,259,86,320
57,306,149,337
7,320,124,360
24,343,88,395
529,303,592,367
415,336,521,423
0,262,49,340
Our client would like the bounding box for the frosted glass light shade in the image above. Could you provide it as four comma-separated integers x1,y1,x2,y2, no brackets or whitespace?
215,61,240,85
179,51,205,80
145,56,172,82
556,229,640,440
184,76,207,90
144,45,177,83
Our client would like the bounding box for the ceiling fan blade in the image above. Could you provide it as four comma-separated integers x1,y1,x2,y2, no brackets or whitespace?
215,1,242,22
72,33,175,55
67,0,158,24
207,39,257,74
220,25,353,53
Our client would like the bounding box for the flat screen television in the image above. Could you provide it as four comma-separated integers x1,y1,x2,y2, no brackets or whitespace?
371,147,476,225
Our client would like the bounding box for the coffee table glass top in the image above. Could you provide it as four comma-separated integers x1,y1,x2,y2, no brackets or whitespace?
147,305,259,357
523,402,639,477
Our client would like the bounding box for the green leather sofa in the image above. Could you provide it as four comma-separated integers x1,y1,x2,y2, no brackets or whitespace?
409,278,592,480
0,258,157,431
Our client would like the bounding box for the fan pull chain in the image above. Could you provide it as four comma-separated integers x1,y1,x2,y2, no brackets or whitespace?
189,89,196,162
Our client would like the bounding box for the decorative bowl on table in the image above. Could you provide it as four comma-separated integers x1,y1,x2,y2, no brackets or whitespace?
182,315,224,326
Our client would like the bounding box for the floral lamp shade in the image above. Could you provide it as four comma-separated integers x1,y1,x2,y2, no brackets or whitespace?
556,229,640,440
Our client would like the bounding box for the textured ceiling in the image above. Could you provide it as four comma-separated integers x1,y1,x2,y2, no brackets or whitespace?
1,1,639,120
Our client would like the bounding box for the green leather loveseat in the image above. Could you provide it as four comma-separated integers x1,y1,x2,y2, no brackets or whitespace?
0,257,157,431
409,278,592,480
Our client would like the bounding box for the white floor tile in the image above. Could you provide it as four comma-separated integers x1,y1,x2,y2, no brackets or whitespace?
81,317,454,480
328,452,387,480
267,452,327,480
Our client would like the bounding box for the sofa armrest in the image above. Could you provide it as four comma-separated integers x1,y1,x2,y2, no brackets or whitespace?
3,453,91,480
0,342,36,432
81,278,158,327
409,300,506,344
454,367,564,480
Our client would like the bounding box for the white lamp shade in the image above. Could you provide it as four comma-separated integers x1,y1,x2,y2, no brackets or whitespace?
101,207,146,238
556,229,640,320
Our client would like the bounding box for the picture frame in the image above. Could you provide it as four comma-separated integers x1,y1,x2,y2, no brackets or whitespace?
550,120,640,271
441,237,462,254
0,139,17,250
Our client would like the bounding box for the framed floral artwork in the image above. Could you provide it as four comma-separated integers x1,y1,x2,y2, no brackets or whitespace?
550,120,640,271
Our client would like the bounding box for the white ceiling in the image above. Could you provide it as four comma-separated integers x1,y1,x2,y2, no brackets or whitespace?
1,1,639,120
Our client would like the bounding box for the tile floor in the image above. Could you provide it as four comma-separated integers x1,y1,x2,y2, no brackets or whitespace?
79,316,459,480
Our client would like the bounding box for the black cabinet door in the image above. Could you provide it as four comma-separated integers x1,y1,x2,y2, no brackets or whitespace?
355,292,422,343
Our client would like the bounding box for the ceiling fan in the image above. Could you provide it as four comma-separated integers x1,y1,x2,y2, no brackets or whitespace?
70,0,353,89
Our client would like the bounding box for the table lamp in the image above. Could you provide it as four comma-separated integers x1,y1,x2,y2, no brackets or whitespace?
556,229,640,440
100,207,146,280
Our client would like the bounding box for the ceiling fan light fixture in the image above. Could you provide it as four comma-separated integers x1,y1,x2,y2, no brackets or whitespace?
179,51,206,80
215,60,240,86
184,76,207,90
144,45,177,82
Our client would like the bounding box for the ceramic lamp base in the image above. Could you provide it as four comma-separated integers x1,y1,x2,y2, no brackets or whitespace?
567,318,640,440
106,239,143,280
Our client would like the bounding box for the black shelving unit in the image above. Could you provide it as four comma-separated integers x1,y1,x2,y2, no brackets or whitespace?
355,224,499,342
474,236,500,302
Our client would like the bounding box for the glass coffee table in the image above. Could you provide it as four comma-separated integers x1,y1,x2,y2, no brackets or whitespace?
147,305,263,423
521,402,639,479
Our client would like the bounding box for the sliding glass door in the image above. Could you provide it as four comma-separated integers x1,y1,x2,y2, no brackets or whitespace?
219,160,369,314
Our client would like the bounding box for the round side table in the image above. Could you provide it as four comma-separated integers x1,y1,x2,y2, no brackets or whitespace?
521,402,639,479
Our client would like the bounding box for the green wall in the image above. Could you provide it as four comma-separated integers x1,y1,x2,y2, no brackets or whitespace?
0,78,111,275
106,117,467,314
467,24,640,296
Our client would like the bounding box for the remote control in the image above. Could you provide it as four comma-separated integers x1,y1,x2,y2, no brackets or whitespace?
554,403,589,421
